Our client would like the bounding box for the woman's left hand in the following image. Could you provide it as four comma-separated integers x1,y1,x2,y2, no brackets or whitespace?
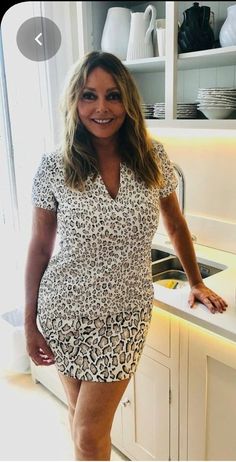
188,282,228,314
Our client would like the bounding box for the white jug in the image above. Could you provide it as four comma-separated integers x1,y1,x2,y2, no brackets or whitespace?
101,7,131,60
219,5,236,47
126,4,157,60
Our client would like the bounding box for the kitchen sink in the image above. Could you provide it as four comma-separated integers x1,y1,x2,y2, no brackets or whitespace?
151,249,170,261
152,254,227,289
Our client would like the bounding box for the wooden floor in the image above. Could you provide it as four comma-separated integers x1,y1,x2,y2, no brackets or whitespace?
0,370,129,461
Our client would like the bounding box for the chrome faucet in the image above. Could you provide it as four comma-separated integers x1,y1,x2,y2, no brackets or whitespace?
171,163,197,241
172,163,185,216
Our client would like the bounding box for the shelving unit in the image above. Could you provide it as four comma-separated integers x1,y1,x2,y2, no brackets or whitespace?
76,1,236,129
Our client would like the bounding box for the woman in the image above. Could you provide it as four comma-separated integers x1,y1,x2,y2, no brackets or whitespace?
24,51,227,461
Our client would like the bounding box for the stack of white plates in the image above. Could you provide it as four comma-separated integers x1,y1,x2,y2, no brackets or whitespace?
141,104,155,119
197,88,236,119
153,102,198,119
153,103,164,119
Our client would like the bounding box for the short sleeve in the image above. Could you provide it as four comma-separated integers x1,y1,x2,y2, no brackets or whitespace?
153,141,178,198
32,153,58,211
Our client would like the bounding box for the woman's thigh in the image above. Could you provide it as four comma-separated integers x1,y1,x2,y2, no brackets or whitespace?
74,377,131,436
58,372,82,411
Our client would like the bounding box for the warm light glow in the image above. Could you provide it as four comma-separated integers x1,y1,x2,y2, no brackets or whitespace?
148,128,236,143
153,305,236,348
148,129,236,253
150,132,236,151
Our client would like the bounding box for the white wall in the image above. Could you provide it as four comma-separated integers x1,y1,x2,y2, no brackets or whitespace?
148,127,236,254
1,1,79,311
1,1,51,312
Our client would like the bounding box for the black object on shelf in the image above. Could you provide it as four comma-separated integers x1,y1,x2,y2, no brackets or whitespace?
178,2,215,53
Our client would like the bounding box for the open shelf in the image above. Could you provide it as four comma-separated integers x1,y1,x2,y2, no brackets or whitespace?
178,46,236,70
122,46,236,73
122,56,165,73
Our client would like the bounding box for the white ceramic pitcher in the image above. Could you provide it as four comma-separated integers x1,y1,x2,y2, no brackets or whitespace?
101,7,131,60
219,5,236,47
126,4,157,60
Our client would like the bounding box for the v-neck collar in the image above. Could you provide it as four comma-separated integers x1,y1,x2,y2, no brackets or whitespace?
98,162,125,202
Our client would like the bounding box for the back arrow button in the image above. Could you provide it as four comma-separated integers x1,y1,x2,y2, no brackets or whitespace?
35,32,43,46
17,17,61,61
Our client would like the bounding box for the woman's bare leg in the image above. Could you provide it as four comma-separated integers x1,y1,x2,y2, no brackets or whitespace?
58,371,131,460
72,377,131,461
57,372,82,436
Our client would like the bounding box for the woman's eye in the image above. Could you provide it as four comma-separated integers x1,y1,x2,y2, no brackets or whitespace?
107,92,121,100
81,92,96,100
81,91,121,101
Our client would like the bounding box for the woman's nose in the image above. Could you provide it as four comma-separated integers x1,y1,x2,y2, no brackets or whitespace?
95,97,109,112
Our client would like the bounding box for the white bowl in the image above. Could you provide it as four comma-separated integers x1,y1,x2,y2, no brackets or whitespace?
198,106,235,119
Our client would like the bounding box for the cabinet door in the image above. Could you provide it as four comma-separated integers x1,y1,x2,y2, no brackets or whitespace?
145,306,171,356
123,354,170,460
111,398,124,449
187,325,236,460
30,360,68,405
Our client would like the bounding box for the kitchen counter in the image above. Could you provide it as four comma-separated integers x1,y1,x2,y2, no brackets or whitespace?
151,232,236,342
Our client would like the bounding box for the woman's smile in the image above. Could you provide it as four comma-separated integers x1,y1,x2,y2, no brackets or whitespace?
91,118,114,125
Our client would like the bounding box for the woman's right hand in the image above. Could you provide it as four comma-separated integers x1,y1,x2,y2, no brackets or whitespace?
25,326,55,366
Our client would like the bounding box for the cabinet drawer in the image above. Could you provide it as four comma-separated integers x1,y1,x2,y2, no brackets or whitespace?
145,306,170,357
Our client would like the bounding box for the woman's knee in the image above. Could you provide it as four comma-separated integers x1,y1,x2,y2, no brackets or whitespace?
73,423,110,452
68,404,75,421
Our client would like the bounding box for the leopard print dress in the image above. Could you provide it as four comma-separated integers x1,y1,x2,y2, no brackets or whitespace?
32,140,177,382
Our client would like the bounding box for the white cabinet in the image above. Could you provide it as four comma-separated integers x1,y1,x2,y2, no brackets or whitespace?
123,354,170,461
185,324,236,461
112,356,170,461
30,360,68,405
112,305,236,461
76,1,236,129
111,305,180,461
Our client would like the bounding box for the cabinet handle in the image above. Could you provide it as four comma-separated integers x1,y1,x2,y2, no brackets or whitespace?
121,398,130,407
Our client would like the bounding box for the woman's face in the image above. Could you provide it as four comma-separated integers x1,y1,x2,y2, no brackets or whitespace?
77,67,126,142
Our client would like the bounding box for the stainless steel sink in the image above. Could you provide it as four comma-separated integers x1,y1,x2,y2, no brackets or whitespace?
152,253,227,289
153,269,187,283
151,249,170,261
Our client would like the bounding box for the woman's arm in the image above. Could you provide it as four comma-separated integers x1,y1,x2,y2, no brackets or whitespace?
159,191,228,314
24,207,57,366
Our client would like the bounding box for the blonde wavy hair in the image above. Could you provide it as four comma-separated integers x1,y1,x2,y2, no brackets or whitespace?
59,51,164,191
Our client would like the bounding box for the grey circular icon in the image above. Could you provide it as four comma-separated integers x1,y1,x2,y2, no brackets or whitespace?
16,17,61,61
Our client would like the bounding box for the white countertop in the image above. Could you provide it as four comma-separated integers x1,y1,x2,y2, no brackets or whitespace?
151,233,236,342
